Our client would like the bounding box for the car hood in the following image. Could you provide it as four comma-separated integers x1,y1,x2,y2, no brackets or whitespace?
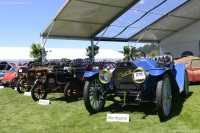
2,72,16,81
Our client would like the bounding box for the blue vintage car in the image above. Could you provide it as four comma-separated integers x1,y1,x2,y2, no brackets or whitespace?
83,50,189,121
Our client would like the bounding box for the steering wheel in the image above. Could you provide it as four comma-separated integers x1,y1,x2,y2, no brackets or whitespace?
130,50,146,60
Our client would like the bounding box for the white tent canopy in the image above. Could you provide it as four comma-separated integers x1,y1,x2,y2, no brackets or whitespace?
46,48,124,62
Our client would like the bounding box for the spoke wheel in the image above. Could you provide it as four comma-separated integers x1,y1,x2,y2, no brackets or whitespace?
156,73,172,121
17,78,28,93
131,50,146,60
83,77,105,114
31,82,47,101
64,82,81,103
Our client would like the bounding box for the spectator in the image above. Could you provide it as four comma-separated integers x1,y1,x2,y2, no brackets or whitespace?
4,64,9,70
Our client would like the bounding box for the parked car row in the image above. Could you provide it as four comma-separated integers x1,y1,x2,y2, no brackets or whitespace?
1,51,192,121
0,58,117,103
174,56,200,83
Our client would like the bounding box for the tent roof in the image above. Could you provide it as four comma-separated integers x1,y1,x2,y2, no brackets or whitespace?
41,0,199,43
41,0,139,40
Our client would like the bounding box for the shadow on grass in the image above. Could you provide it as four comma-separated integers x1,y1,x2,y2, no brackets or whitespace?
167,92,193,121
101,102,157,119
189,82,200,86
48,96,66,101
47,94,84,103
98,92,193,122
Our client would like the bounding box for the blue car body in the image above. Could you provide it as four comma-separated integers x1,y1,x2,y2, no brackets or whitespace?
83,54,189,121
84,58,186,94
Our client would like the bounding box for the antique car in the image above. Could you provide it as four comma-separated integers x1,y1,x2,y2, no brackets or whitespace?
16,62,48,93
174,56,200,83
31,59,72,101
83,50,189,121
1,66,27,88
63,58,94,102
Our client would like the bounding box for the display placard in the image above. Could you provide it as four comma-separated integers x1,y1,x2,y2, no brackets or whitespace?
0,86,4,89
38,99,51,105
107,114,130,122
24,92,31,96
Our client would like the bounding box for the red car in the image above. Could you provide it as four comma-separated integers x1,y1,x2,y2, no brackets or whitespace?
1,66,27,87
174,56,200,83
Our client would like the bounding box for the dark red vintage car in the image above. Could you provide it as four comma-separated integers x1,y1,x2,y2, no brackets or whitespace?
174,56,200,83
1,66,27,87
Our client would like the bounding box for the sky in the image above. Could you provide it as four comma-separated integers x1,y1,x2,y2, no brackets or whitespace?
0,0,147,52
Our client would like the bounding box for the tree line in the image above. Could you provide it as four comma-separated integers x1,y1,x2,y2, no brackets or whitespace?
138,43,159,57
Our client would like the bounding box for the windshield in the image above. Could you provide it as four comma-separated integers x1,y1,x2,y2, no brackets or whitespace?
8,67,18,72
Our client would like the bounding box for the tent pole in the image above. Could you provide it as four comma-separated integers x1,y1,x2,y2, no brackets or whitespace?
40,36,45,62
91,38,94,60
41,20,55,62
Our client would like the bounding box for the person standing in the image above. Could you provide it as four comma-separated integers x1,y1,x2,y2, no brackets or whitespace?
4,64,9,70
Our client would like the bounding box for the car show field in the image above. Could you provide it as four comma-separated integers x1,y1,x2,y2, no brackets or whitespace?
1,0,200,132
0,85,200,133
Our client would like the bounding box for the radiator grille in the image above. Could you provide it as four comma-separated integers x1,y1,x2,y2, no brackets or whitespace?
27,71,36,82
113,66,140,95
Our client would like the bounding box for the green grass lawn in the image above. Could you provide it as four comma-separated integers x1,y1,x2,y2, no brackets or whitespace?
0,85,200,133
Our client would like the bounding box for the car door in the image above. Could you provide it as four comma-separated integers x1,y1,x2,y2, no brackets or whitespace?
190,59,200,82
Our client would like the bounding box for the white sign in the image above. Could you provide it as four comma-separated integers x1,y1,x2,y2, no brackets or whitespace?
134,72,145,80
14,87,17,90
24,92,31,96
38,99,50,105
107,114,130,122
19,69,22,72
0,86,4,89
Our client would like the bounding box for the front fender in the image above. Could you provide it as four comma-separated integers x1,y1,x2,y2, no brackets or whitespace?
84,70,101,78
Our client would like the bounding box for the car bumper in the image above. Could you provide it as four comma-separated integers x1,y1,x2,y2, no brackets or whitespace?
1,80,11,85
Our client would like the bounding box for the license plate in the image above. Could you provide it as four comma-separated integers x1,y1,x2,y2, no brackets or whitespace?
133,72,145,80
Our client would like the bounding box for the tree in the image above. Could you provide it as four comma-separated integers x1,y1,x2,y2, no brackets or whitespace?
85,45,99,58
123,45,135,61
29,43,44,62
148,50,159,57
138,43,159,55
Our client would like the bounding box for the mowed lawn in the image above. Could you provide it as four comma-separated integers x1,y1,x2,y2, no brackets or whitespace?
0,85,200,133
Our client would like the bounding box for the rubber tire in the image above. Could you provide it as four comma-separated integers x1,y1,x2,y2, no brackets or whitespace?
10,78,18,89
17,78,29,93
31,82,47,101
64,81,81,103
182,70,189,97
83,77,105,114
156,73,172,121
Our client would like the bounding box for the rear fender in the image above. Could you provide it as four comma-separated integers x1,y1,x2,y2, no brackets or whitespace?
173,63,186,93
166,70,179,94
147,70,179,94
